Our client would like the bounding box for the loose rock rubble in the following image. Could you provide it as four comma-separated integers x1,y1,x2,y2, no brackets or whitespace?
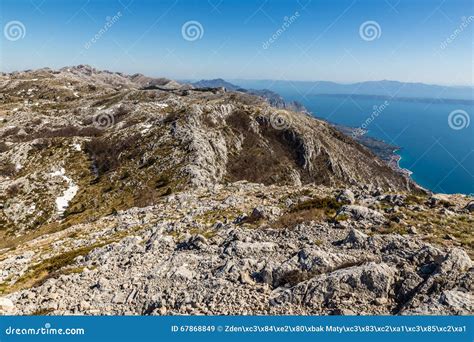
0,66,472,316
0,183,472,316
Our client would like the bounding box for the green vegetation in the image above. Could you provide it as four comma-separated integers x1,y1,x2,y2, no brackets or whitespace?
290,197,342,213
195,208,240,227
404,194,426,205
31,308,55,316
394,207,473,257
11,244,104,292
274,197,343,229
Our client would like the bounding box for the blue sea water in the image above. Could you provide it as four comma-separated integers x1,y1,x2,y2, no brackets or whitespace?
280,93,473,194
231,79,474,194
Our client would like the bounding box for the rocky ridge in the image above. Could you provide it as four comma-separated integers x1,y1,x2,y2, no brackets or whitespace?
0,66,472,315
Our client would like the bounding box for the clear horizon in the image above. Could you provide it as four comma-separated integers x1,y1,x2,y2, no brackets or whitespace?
1,0,473,86
2,63,473,89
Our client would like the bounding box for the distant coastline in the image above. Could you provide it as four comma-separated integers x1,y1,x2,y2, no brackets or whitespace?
310,93,474,106
331,123,413,177
391,150,413,177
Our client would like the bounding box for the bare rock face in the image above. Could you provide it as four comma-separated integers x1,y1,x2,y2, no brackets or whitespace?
338,205,386,222
465,201,474,212
0,66,416,233
0,67,472,316
271,262,395,312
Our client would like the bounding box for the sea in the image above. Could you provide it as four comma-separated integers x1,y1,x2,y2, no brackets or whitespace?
286,94,474,195
231,81,474,195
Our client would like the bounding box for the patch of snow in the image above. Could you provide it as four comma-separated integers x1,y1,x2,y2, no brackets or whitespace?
50,168,65,178
156,103,168,109
71,143,82,151
50,168,79,216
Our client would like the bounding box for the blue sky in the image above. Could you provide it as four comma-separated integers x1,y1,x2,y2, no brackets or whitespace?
0,0,472,85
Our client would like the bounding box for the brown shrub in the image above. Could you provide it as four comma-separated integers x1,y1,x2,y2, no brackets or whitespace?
273,197,342,229
84,134,140,175
276,258,376,287
290,197,342,213
274,208,326,229
6,183,21,196
225,110,307,185
0,142,9,153
0,161,16,177
277,269,313,287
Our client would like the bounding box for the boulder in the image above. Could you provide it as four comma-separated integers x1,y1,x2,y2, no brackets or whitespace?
249,206,281,221
338,205,385,222
401,290,474,315
177,234,207,250
342,228,369,248
465,201,474,212
0,297,14,313
225,241,277,258
337,189,355,204
272,262,395,310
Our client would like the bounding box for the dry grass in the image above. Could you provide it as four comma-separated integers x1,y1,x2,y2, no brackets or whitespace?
3,244,102,294
394,208,473,257
274,197,342,229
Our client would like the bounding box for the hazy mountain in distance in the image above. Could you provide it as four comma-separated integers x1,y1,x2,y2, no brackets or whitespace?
1,66,472,317
191,78,240,91
229,79,474,101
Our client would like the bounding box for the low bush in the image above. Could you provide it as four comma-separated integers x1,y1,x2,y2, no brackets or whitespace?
0,161,16,177
290,197,342,212
84,134,140,175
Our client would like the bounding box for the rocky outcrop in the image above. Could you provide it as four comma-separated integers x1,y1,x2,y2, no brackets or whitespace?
0,67,472,316
0,66,416,234
0,182,472,316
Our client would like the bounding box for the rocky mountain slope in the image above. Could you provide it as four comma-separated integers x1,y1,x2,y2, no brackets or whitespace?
0,66,472,315
192,79,402,164
191,78,309,112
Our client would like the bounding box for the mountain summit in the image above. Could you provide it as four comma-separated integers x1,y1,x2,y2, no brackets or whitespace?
0,67,472,316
